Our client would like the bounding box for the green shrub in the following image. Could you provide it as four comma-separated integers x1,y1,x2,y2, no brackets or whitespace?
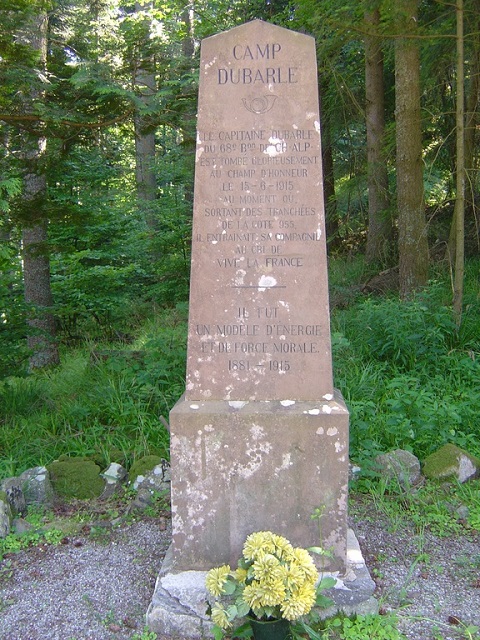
331,266,480,468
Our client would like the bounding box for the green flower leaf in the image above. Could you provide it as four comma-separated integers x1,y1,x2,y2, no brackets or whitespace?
212,624,224,640
226,604,238,621
223,579,237,595
308,546,328,555
317,576,336,590
236,599,251,618
315,594,334,608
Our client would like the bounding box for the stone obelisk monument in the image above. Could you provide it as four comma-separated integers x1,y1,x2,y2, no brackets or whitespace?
169,18,348,572
147,20,375,638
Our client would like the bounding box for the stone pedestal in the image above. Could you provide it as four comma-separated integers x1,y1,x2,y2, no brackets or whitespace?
146,530,377,639
169,392,349,572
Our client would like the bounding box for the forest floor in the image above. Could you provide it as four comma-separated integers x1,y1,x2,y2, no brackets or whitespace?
0,494,478,640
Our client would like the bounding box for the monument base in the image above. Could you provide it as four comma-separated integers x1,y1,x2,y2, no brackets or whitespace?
146,529,378,639
169,393,349,573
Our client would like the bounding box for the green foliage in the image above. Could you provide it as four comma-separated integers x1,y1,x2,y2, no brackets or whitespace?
0,525,64,561
292,611,407,640
0,178,21,213
331,262,480,466
131,630,158,640
367,481,471,538
0,308,185,476
322,613,407,640
0,231,30,377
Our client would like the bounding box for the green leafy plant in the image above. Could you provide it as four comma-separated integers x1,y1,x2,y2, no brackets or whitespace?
0,526,64,560
131,629,158,640
322,613,408,640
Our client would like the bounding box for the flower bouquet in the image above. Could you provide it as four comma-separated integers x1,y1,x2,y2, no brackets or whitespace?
206,531,323,639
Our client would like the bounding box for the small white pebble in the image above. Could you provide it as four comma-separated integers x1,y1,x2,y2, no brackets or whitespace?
228,401,248,409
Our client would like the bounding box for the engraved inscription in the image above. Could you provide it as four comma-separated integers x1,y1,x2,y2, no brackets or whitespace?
186,21,333,400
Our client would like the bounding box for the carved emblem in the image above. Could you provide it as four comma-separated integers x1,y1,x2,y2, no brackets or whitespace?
242,95,278,114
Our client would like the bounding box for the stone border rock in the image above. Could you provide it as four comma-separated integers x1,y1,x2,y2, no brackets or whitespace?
0,457,171,539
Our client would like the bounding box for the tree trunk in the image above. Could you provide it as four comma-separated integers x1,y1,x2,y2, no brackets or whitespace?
365,7,392,264
464,21,479,236
453,0,465,324
395,0,429,297
449,0,479,257
319,75,339,251
133,1,158,256
179,2,196,209
23,216,59,369
22,10,59,369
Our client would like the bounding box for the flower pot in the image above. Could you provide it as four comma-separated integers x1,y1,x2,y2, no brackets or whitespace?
249,618,291,640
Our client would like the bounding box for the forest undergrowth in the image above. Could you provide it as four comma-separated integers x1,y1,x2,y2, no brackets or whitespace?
0,256,479,483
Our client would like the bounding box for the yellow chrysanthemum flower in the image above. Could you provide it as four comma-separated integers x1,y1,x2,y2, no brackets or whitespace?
211,602,231,629
290,548,318,581
205,565,231,596
283,562,305,590
280,583,316,621
243,531,276,561
234,567,248,583
271,534,294,560
252,552,281,581
243,583,265,610
258,579,286,606
296,582,317,608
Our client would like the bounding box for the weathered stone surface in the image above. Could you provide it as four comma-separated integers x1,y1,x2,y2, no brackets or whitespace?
186,19,333,402
147,530,376,638
0,494,12,539
19,466,54,506
0,477,26,516
132,459,170,491
12,517,33,535
168,16,349,593
100,463,128,499
423,444,480,483
375,449,422,489
170,393,349,572
130,462,171,512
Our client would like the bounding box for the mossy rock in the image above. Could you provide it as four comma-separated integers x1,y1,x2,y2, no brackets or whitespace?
129,455,163,483
423,444,480,483
47,457,105,499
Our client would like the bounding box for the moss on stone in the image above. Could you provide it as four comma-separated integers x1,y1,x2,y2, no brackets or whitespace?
129,455,163,483
47,457,105,499
106,448,130,467
423,444,480,481
0,490,8,504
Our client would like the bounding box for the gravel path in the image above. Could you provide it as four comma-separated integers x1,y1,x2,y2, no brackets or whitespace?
0,500,478,639
0,518,171,640
353,499,480,640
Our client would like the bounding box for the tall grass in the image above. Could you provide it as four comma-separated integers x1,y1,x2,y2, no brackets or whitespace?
331,258,480,468
0,308,186,477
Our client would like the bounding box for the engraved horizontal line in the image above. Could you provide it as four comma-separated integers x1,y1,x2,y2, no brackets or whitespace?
231,285,287,289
